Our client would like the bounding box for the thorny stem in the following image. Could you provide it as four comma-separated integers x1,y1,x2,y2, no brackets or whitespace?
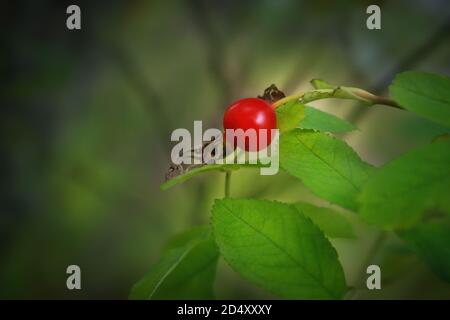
352,89,402,109
344,231,388,300
224,171,231,198
272,88,402,110
272,93,304,108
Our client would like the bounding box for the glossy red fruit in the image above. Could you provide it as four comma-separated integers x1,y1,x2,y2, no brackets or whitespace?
223,97,277,151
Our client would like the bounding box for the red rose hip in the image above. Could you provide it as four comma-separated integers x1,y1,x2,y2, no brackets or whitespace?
223,97,277,152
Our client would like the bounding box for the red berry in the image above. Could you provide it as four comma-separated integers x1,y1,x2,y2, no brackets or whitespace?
223,97,277,152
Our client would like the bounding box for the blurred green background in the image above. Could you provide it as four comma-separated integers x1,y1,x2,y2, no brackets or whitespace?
1,0,449,299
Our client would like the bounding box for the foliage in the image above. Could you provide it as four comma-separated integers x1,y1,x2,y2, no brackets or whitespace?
280,129,373,211
130,226,219,299
212,199,347,299
132,71,450,299
359,139,450,229
390,72,450,128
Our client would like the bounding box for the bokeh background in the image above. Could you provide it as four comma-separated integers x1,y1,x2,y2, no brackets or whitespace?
1,0,450,299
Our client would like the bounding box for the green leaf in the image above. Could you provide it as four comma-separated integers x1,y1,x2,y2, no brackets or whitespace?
161,163,263,190
359,140,450,228
275,101,305,133
299,106,357,133
275,102,355,133
162,225,210,252
390,71,450,128
212,199,347,299
293,202,355,239
129,227,219,299
280,129,373,210
399,219,450,283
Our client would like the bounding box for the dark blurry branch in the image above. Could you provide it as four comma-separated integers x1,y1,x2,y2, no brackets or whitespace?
186,0,233,104
185,0,238,221
336,10,371,89
346,17,450,125
372,17,450,94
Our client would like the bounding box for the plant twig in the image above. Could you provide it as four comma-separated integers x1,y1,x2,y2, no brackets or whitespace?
224,171,231,198
272,88,402,110
352,89,401,109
